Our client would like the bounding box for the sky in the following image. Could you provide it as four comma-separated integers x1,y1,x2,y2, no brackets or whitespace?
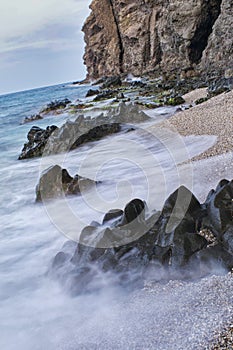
0,0,91,95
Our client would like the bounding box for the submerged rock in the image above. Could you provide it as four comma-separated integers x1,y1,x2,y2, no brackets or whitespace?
36,165,97,202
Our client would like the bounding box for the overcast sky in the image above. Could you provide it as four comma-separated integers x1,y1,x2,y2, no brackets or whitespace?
0,0,91,95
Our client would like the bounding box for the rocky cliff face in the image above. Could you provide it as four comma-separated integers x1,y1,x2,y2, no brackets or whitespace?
82,0,233,79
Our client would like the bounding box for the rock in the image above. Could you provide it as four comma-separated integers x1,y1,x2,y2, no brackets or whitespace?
19,103,150,159
165,96,185,106
70,123,120,150
101,76,122,89
50,180,233,294
21,114,43,124
102,209,123,225
205,180,233,238
35,165,97,202
93,90,117,101
85,89,100,97
18,125,58,160
40,98,71,114
82,0,233,80
208,77,233,97
121,198,146,225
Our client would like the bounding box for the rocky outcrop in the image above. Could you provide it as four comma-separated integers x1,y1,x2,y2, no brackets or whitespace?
36,165,97,202
50,179,233,295
82,0,233,80
18,103,149,159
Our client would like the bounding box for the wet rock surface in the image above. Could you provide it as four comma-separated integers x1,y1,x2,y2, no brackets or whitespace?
18,103,150,159
36,165,97,202
50,179,233,295
18,125,58,160
40,98,71,114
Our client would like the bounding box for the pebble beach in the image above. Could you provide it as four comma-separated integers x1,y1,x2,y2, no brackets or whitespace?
167,89,233,161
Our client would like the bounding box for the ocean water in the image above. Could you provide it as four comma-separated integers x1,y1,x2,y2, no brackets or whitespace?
0,83,232,350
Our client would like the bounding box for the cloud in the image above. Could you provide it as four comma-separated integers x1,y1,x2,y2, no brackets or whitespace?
0,0,90,53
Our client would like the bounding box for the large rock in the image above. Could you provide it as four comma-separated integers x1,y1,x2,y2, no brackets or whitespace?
18,125,58,160
83,0,233,79
19,103,150,159
36,165,97,202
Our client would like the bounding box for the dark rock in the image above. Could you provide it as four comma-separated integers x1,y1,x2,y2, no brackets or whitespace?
165,95,185,106
70,123,120,150
36,165,97,202
21,114,43,124
85,89,100,97
101,76,122,89
208,77,233,97
205,180,233,238
192,243,233,276
18,125,58,160
102,209,123,225
121,198,146,225
93,90,117,101
40,98,71,114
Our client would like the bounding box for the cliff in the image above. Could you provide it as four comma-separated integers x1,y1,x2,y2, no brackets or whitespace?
82,0,233,80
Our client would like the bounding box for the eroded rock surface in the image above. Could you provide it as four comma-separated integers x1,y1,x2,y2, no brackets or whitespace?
83,0,233,79
19,103,150,159
50,180,233,294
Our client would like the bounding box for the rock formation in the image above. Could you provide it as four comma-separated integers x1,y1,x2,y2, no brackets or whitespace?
51,179,233,295
36,165,97,202
18,103,149,159
82,0,233,80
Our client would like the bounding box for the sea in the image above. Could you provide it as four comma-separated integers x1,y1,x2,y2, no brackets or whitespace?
0,82,231,350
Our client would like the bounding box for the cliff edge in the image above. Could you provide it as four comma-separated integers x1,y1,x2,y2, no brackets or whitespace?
82,0,233,80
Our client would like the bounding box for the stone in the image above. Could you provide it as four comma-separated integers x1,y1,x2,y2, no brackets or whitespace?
205,180,233,238
40,98,71,114
85,89,100,97
18,125,58,160
101,76,122,88
35,165,97,202
21,114,43,124
82,0,233,80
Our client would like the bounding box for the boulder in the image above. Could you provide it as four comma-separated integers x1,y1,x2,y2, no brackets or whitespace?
18,125,58,160
101,76,122,89
40,98,71,114
85,89,100,97
36,165,97,202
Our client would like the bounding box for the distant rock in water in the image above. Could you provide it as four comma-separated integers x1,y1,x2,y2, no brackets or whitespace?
18,103,150,159
50,180,233,295
40,98,71,114
36,165,97,202
20,114,43,125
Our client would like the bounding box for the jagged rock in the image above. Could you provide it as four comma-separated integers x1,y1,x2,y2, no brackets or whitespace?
40,98,71,114
19,103,150,159
93,90,117,101
208,77,233,97
101,76,122,88
21,114,43,124
18,125,58,160
102,209,123,225
36,165,97,202
85,89,100,97
204,179,233,238
83,0,233,80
